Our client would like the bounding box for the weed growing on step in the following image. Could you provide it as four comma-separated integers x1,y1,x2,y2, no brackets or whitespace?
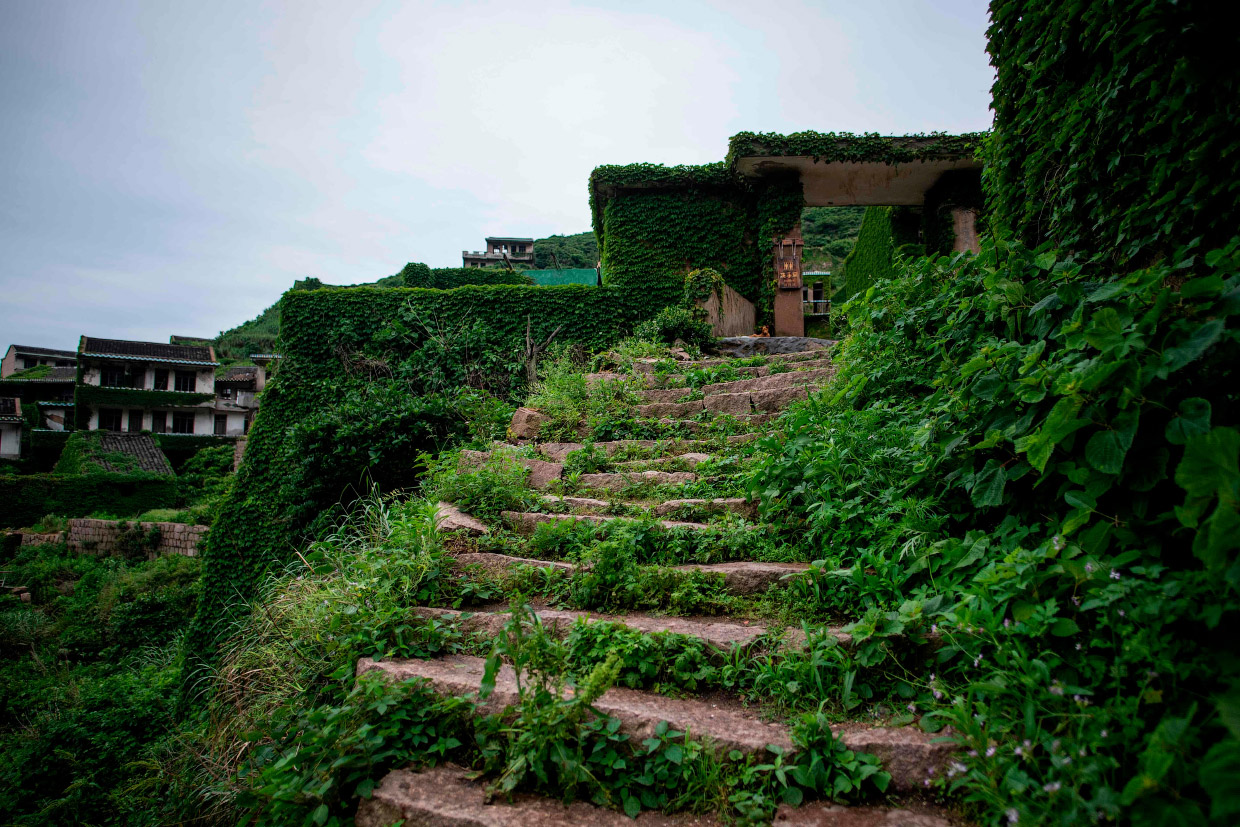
425,449,538,523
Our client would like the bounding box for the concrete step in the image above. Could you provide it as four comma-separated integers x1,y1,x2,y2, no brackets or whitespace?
357,763,721,826
701,366,834,397
774,802,958,826
450,548,807,595
458,452,563,489
357,654,953,791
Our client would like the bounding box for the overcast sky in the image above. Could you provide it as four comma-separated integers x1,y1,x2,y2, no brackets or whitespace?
0,0,994,350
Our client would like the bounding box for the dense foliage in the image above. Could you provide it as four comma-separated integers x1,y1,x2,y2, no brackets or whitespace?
533,231,599,270
0,472,178,529
750,235,1240,824
0,542,203,824
399,263,533,289
186,283,637,675
839,207,922,299
725,131,984,167
986,0,1240,268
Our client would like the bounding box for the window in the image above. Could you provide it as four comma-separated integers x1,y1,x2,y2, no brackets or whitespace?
243,416,251,434
152,369,168,390
99,408,122,431
214,414,227,435
20,357,34,370
219,387,233,399
172,412,195,434
55,360,72,367
174,371,196,392
151,411,167,434
128,410,143,432
101,366,130,387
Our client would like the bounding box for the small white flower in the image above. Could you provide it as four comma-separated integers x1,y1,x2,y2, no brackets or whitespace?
1110,569,1120,580
1004,618,1012,628
1014,746,1023,756
986,746,997,757
1075,643,1082,650
933,689,943,700
1085,562,1095,574
1044,781,1061,793
1079,748,1086,757
1052,535,1065,551
1100,730,1107,738
931,623,938,633
1072,596,1081,606
1007,808,1020,824
1049,684,1064,696
908,702,917,713
969,749,979,758
924,778,932,787
1118,609,1126,617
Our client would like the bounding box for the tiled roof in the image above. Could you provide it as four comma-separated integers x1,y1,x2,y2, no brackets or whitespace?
93,432,175,476
9,344,78,359
216,367,257,387
485,236,534,243
170,335,213,345
81,337,215,363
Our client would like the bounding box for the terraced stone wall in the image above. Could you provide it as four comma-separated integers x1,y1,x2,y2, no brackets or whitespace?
68,518,207,557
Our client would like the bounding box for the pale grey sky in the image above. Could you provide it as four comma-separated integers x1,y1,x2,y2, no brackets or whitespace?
0,0,994,349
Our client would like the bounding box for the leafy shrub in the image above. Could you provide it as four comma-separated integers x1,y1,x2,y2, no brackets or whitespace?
426,449,537,523
634,305,714,349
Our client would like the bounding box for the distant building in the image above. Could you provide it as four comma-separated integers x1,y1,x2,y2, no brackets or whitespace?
462,237,535,268
2,344,76,378
77,337,220,434
0,343,77,432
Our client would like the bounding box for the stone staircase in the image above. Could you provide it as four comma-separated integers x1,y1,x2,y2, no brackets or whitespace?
355,344,962,826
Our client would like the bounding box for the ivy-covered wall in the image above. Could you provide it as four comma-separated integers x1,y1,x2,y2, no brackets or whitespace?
0,473,178,529
400,263,534,289
840,207,923,300
986,0,1240,265
185,283,634,674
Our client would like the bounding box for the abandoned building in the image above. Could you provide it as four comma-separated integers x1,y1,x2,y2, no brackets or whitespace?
1,344,76,377
462,236,535,268
0,397,21,459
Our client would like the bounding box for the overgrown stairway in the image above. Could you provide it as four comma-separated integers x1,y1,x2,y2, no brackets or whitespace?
355,342,963,826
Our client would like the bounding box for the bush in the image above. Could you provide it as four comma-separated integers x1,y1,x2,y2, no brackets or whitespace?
634,305,714,349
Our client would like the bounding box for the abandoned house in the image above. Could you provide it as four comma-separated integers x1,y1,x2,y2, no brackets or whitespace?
461,236,535,268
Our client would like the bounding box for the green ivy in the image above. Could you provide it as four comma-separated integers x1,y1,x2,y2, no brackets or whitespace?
840,207,921,300
985,0,1240,266
400,262,534,289
0,472,178,528
725,130,985,167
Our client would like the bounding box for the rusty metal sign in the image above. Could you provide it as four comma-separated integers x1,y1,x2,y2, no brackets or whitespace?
774,234,804,290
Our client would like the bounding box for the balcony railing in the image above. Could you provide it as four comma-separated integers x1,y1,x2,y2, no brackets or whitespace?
802,300,831,316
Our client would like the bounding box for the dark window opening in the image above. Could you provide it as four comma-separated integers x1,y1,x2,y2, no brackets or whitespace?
174,371,196,393
99,408,123,431
219,387,233,399
101,366,134,388
153,369,169,390
172,412,195,434
243,416,251,434
151,411,167,434
128,410,143,432
214,414,227,435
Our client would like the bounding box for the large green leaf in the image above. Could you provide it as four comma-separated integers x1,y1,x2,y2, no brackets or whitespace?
1175,428,1240,498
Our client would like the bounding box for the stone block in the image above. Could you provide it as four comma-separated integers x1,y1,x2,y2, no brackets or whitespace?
434,503,489,536
508,407,548,440
538,442,583,463
704,392,752,416
520,458,563,489
635,400,703,418
752,386,808,412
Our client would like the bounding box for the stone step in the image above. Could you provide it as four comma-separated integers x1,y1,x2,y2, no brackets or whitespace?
502,510,726,535
358,764,958,826
701,366,834,397
414,605,795,651
450,548,807,595
575,470,697,492
540,494,757,521
537,434,756,463
459,452,563,488
654,497,759,520
357,763,723,826
435,502,490,535
614,452,714,470
357,654,953,791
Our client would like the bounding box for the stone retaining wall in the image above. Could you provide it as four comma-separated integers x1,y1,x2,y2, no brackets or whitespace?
20,531,66,546
67,518,208,558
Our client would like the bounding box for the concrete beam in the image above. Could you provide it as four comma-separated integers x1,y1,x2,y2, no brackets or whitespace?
733,157,982,207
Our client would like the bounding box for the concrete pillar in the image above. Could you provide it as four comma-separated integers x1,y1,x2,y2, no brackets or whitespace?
772,228,805,337
773,291,805,337
951,207,981,254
